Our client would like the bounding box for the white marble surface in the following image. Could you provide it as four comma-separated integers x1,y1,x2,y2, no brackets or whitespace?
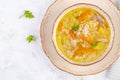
0,0,119,80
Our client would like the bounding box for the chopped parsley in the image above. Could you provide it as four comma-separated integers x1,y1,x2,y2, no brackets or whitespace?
26,35,35,43
72,25,79,31
19,10,34,19
91,42,98,47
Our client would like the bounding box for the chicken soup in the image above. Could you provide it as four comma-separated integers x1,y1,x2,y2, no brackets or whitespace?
54,7,111,64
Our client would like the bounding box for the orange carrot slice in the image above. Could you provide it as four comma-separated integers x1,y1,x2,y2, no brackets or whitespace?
78,9,91,22
104,22,109,28
69,30,76,40
73,49,81,57
73,46,83,57
57,21,63,31
80,35,92,44
85,48,94,52
73,46,94,57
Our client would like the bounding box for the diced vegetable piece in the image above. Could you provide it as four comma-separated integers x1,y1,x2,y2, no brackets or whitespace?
104,22,109,28
73,49,82,57
98,27,106,36
78,9,91,22
73,45,83,57
69,30,76,39
94,42,105,50
80,35,92,44
57,21,63,31
85,48,94,52
91,42,98,47
94,15,104,23
72,25,79,31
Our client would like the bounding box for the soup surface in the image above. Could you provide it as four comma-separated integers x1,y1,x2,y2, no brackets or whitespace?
55,8,111,63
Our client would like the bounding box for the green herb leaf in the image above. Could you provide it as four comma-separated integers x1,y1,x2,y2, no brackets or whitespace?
91,42,98,47
24,10,34,19
19,10,34,19
72,25,79,31
26,35,35,43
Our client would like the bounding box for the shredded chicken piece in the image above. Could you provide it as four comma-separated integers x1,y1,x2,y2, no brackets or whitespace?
95,14,105,23
66,50,74,58
98,38,108,42
76,31,81,38
82,24,89,37
82,41,91,48
64,18,69,25
70,39,78,47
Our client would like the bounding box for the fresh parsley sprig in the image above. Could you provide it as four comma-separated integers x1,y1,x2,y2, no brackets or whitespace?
26,35,35,43
19,10,34,19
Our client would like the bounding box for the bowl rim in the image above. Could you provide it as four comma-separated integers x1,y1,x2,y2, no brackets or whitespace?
52,3,115,66
40,0,120,76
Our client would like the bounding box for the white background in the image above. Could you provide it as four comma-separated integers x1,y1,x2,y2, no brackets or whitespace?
0,0,119,80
